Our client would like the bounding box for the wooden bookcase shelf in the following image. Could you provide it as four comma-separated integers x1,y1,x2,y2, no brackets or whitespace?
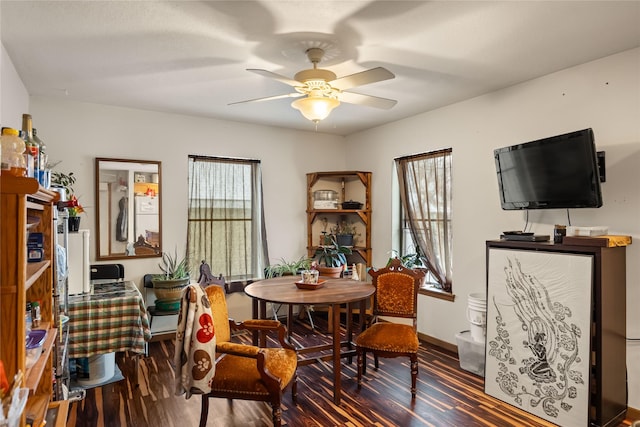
306,171,372,266
1,175,65,427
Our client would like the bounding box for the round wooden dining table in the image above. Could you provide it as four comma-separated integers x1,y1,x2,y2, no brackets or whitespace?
244,276,374,405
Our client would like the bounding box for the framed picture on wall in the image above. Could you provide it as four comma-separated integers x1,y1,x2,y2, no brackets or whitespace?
485,248,593,427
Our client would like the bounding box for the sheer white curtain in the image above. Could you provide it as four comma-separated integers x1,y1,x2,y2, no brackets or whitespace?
395,149,452,291
187,156,268,280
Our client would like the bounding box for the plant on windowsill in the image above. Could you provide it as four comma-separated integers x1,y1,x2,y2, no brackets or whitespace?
387,249,428,286
387,249,426,269
314,236,352,278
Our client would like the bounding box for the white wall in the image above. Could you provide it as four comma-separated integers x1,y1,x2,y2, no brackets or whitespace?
1,44,29,127
3,42,639,409
27,98,346,319
346,47,640,408
27,97,345,278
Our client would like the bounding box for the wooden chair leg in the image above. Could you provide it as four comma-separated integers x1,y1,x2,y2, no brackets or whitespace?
292,373,298,403
357,348,363,389
199,395,209,427
271,400,282,426
374,354,379,370
410,354,418,399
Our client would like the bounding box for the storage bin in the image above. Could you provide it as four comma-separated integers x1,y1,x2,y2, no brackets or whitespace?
25,329,46,369
455,330,485,376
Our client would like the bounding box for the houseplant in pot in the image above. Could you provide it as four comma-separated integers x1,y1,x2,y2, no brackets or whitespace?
51,169,76,199
332,218,358,247
387,249,428,285
314,237,352,278
51,169,84,231
66,195,84,231
151,249,191,311
265,256,312,278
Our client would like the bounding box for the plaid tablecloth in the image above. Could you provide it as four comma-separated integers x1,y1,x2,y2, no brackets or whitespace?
68,281,151,358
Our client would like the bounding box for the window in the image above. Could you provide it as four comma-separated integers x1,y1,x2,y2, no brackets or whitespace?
395,148,452,293
187,156,268,280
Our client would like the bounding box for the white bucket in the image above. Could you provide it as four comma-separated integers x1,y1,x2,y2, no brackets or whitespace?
76,352,115,386
466,292,487,343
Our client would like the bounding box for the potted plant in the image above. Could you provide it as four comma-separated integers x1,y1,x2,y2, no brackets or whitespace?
387,249,428,285
66,195,84,231
51,170,84,231
151,249,191,310
332,218,358,247
265,256,312,278
50,170,76,199
314,236,352,278
387,250,426,269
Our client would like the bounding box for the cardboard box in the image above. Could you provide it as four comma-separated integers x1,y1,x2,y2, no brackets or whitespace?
455,331,485,377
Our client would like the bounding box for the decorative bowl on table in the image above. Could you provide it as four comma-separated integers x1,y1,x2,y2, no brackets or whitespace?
295,279,326,290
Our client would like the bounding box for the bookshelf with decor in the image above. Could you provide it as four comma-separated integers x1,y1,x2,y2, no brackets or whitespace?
0,175,69,426
306,171,372,268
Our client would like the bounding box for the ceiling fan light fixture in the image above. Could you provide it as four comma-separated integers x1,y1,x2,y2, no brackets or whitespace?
291,95,340,123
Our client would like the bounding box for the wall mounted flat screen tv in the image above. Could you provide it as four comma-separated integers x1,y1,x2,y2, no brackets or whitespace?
494,128,602,210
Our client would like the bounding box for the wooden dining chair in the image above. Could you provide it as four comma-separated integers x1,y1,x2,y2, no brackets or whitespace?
199,285,298,427
355,258,425,398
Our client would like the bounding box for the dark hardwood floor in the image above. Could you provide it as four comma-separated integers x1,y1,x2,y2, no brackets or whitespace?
66,314,634,427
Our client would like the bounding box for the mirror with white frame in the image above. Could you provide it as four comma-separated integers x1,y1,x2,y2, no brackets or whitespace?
95,158,162,260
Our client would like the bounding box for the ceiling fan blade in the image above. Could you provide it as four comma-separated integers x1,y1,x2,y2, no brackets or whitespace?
330,67,395,90
247,69,300,87
339,91,397,109
229,92,303,105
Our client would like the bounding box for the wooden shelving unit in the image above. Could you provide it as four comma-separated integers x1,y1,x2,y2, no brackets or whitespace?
1,175,69,426
306,171,372,266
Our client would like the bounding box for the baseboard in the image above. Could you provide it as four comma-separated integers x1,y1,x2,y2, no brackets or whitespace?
419,332,457,353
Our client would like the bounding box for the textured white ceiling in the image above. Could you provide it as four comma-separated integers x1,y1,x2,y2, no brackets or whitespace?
2,1,639,135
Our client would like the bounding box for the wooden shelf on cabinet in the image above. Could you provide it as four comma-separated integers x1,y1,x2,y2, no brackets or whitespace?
24,324,57,391
26,261,51,291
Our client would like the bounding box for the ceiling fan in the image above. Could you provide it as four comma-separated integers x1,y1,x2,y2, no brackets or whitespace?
230,47,397,123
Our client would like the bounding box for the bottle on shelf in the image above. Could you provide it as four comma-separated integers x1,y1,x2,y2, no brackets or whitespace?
1,127,27,176
31,301,41,328
22,114,40,179
33,128,48,186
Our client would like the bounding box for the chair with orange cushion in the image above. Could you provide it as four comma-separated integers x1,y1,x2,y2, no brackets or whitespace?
199,285,298,427
355,257,425,399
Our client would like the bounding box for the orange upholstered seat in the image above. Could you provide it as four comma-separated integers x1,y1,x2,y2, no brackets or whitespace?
199,285,297,426
355,258,425,398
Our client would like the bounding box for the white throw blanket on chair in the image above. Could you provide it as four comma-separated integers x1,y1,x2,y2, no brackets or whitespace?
174,284,216,399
